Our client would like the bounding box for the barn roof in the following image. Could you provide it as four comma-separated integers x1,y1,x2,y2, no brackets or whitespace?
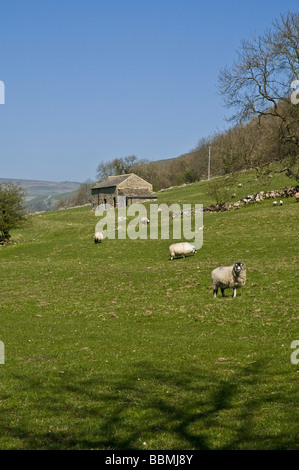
92,174,131,189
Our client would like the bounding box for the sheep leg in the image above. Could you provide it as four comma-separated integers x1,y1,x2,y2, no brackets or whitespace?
213,288,218,298
232,288,237,298
221,288,225,297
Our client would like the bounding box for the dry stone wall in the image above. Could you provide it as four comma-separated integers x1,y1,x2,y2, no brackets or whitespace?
204,186,299,212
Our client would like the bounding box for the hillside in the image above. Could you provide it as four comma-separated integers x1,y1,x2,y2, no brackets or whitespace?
0,178,82,213
156,167,298,207
131,100,299,191
0,178,81,200
0,176,298,450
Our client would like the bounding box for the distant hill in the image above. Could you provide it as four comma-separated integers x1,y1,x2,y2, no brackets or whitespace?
0,178,82,213
0,178,81,200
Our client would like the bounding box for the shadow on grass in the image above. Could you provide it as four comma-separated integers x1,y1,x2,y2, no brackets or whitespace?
1,359,298,450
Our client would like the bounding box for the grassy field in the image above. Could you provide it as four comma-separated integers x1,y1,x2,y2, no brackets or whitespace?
0,173,298,450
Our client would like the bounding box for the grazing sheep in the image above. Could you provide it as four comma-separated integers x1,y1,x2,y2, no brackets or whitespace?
212,262,246,298
273,201,277,206
141,216,150,224
169,242,197,260
279,200,283,206
93,231,104,243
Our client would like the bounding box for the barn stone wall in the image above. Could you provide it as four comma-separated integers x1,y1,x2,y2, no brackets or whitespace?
91,174,155,209
91,186,117,208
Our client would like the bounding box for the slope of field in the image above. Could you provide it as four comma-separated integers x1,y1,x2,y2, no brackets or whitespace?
157,168,298,207
0,178,298,450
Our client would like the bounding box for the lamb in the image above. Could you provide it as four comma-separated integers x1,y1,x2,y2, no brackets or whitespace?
273,201,277,206
211,262,246,298
169,242,197,260
93,231,104,243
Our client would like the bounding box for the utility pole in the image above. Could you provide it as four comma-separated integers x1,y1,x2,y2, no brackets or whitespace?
208,146,211,181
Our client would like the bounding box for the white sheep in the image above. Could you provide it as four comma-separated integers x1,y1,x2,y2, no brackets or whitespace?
169,242,197,260
273,201,277,206
211,262,246,298
279,200,283,206
141,216,150,224
93,231,104,243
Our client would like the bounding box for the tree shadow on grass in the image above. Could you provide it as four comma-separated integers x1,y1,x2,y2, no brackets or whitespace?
1,359,298,449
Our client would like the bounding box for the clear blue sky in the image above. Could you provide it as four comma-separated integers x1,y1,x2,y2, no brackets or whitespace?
1,0,298,182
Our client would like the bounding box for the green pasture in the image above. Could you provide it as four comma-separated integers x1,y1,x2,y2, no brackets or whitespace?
0,179,298,449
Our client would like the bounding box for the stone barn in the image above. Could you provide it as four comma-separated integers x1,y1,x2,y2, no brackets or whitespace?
91,173,156,209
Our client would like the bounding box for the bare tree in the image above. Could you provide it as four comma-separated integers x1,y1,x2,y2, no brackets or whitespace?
219,11,299,180
96,155,140,181
207,176,236,209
